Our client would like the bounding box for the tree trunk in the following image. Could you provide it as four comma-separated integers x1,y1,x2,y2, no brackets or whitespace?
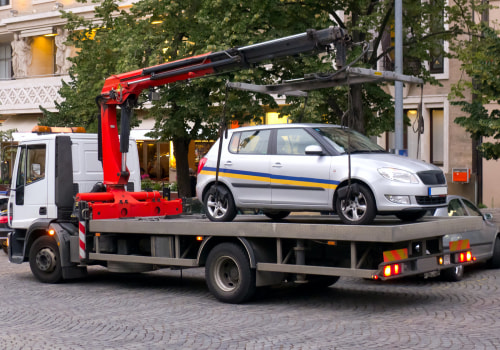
172,137,192,198
349,85,365,134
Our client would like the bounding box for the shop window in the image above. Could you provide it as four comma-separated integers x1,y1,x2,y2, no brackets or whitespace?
137,141,170,181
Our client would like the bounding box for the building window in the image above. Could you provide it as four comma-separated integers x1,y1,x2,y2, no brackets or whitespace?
430,109,444,166
0,44,12,79
0,0,10,6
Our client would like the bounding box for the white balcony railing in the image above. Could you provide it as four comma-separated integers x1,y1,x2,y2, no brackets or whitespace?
0,76,66,115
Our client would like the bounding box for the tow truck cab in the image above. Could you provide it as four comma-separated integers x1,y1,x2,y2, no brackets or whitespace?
7,131,140,262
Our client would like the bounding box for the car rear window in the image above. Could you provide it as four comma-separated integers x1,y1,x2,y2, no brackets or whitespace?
229,130,270,155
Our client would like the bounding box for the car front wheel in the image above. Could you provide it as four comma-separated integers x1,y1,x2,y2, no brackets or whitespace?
441,264,464,281
335,184,376,225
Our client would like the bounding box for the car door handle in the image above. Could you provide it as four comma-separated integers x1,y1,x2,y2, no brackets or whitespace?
224,161,233,166
272,162,283,168
39,207,47,215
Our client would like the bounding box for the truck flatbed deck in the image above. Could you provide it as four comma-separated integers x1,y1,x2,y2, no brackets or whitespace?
89,215,483,243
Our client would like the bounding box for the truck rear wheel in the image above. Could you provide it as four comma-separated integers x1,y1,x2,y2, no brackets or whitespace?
205,243,256,303
29,236,63,284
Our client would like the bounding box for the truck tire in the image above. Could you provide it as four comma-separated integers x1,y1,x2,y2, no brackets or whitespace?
204,185,237,222
487,235,500,269
335,184,376,225
441,265,464,282
205,242,256,303
263,211,290,220
29,236,63,284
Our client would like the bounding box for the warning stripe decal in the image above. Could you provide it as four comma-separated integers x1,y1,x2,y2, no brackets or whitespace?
79,221,86,260
449,239,470,252
383,248,408,262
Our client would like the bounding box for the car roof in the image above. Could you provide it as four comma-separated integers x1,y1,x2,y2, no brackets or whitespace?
228,123,342,132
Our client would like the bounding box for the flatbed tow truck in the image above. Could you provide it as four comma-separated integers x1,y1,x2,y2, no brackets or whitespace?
7,28,478,303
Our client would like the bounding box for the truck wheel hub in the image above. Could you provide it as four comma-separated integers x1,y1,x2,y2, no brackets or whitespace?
36,248,57,272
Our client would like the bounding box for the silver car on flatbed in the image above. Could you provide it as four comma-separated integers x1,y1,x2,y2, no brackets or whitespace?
196,123,447,225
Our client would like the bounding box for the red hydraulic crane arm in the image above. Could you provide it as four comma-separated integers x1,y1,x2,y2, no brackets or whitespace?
81,27,349,220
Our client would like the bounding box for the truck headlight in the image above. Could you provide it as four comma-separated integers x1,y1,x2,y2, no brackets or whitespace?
378,168,419,184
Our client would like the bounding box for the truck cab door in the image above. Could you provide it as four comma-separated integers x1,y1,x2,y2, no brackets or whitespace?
9,144,48,229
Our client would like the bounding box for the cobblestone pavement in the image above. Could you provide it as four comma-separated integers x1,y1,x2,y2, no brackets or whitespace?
1,253,499,350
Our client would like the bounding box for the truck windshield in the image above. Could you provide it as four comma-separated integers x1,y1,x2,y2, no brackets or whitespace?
314,127,386,154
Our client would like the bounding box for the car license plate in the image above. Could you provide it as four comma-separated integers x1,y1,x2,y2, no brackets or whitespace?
443,254,451,265
428,187,447,196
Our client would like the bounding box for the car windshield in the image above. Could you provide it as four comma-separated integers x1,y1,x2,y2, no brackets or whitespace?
314,127,386,154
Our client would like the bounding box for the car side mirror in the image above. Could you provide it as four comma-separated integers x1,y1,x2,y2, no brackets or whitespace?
483,213,493,221
305,145,323,156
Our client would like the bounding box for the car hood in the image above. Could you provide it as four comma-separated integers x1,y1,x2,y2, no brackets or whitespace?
351,153,441,173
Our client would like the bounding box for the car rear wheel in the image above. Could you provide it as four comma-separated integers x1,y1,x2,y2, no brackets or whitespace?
335,184,376,225
204,185,237,222
487,236,500,269
263,211,290,220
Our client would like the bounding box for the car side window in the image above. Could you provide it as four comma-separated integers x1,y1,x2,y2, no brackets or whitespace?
462,199,482,217
229,130,270,155
448,199,466,216
276,128,319,155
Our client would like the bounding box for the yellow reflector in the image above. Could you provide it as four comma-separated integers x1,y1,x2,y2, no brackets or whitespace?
327,241,336,246
383,248,408,262
438,257,444,265
374,71,383,76
449,239,470,252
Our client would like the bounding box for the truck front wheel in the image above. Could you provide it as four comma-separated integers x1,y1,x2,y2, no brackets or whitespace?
29,236,63,283
205,243,256,303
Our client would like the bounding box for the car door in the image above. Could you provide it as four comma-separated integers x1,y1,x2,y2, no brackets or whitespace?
461,198,496,259
270,128,332,208
221,129,271,205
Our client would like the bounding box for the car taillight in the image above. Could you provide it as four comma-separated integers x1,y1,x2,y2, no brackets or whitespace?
197,157,208,174
0,216,9,224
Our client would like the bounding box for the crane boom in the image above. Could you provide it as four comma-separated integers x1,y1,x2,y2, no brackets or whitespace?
77,27,350,220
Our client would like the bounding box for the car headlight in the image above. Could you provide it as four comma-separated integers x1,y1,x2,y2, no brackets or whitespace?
378,167,419,184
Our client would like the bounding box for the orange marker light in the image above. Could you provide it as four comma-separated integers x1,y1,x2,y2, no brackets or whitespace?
196,236,203,241
48,229,55,236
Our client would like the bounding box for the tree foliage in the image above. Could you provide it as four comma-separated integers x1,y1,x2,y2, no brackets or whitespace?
448,0,500,160
43,0,465,196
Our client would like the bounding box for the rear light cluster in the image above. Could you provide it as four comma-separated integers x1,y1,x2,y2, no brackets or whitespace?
197,157,207,175
457,251,473,263
383,263,402,277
